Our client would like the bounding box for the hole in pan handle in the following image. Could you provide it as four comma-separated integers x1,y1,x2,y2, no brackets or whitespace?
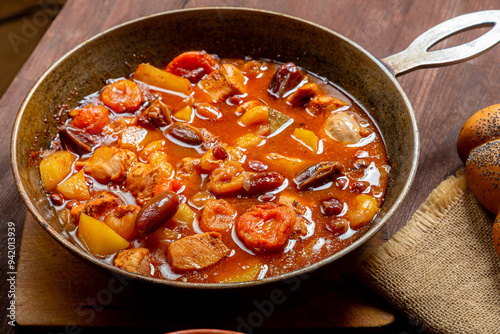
381,10,500,76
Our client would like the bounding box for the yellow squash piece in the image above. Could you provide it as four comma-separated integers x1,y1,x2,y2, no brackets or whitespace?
134,63,192,95
78,213,130,257
56,169,90,201
292,128,318,152
40,151,77,191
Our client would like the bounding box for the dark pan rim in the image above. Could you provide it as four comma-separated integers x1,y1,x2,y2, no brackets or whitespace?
11,7,420,289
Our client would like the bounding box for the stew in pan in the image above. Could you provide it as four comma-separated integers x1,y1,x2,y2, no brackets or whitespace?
39,51,390,283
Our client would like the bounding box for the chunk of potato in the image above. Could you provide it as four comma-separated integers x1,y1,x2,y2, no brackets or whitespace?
292,128,318,152
78,213,129,257
349,194,380,230
264,153,310,178
134,63,192,95
215,259,263,283
171,203,196,229
239,106,268,126
118,126,148,152
236,134,263,148
40,151,76,191
56,170,90,201
173,105,193,121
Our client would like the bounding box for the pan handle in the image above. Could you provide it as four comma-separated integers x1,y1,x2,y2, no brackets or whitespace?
381,10,500,76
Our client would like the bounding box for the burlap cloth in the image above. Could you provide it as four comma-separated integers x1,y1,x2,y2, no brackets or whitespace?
360,170,500,334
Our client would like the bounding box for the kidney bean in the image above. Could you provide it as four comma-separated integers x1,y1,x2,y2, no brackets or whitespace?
326,218,349,236
50,193,64,206
268,62,303,98
351,181,369,193
336,177,348,189
321,198,343,216
243,172,285,195
227,95,243,105
65,200,78,210
212,146,228,160
136,191,179,237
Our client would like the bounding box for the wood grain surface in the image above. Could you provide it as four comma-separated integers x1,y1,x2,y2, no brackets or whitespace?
2,0,500,333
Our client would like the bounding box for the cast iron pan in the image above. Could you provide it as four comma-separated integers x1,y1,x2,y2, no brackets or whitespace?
11,8,500,288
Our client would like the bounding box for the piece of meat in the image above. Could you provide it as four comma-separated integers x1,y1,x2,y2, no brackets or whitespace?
324,111,363,145
139,99,173,128
307,95,349,114
85,147,137,183
290,216,309,239
167,232,230,272
176,157,201,181
200,199,237,232
286,83,318,106
114,248,152,276
70,192,120,221
199,64,246,102
125,162,160,205
104,205,140,240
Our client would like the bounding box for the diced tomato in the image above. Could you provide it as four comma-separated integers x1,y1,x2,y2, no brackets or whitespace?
70,104,109,134
155,178,184,195
101,79,143,113
165,51,219,83
236,203,296,253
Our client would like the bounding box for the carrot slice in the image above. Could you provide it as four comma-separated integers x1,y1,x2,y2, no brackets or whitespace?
165,51,219,83
101,79,143,113
70,104,109,134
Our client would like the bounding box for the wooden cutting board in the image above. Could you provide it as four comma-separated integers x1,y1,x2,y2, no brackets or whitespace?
16,213,395,331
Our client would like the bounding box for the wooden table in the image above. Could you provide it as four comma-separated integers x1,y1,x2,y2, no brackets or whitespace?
3,0,500,333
